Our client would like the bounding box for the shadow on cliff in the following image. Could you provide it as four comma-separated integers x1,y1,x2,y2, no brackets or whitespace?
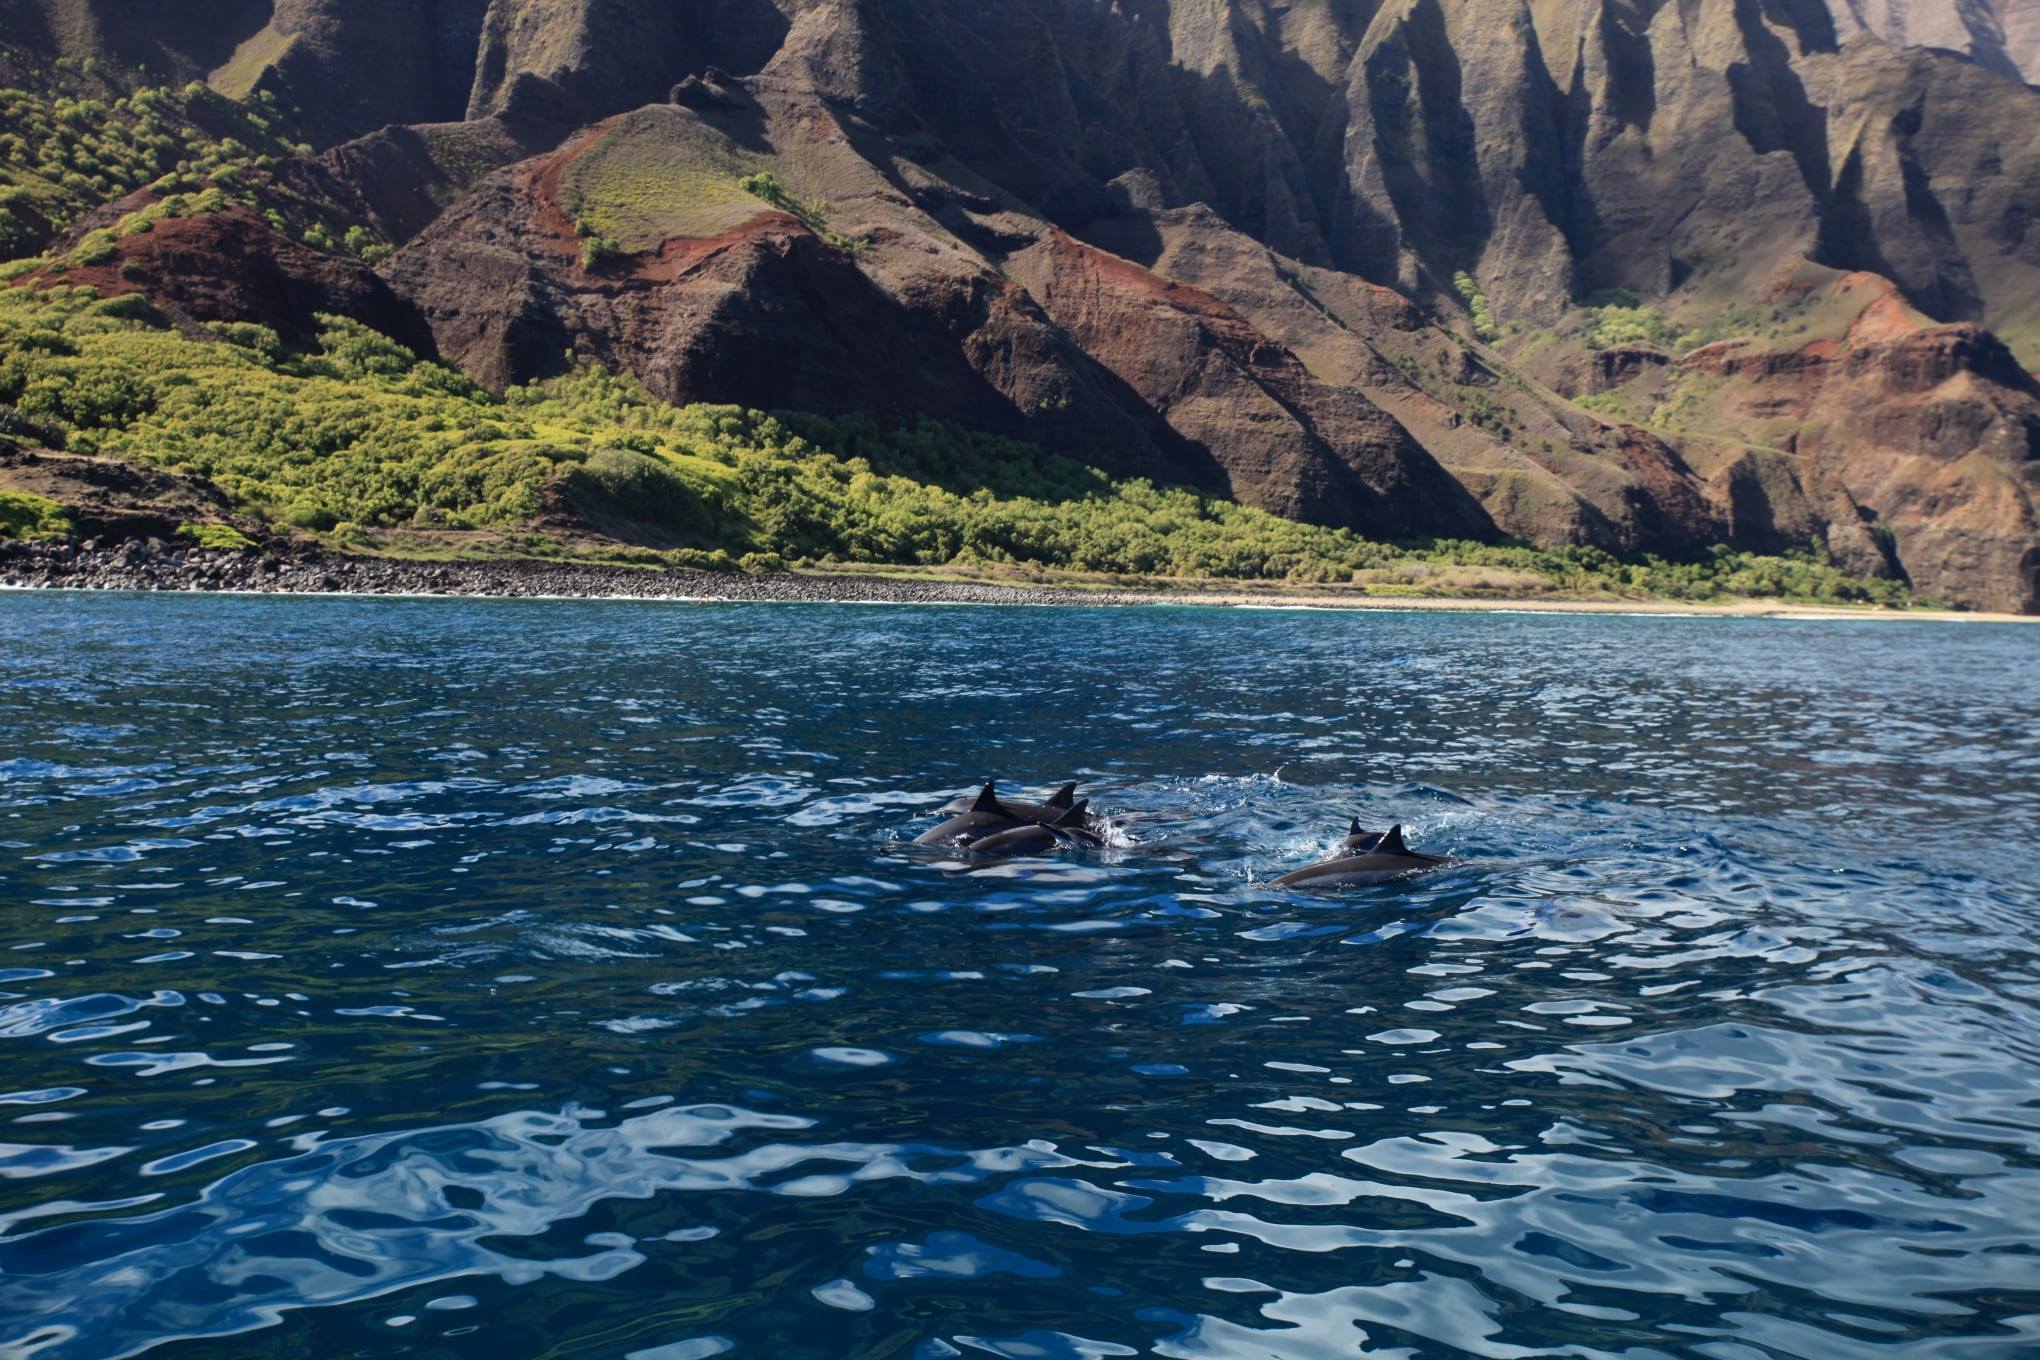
1355,0,1492,290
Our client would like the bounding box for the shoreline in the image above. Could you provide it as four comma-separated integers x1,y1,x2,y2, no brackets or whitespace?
1,540,2030,622
1148,590,2033,623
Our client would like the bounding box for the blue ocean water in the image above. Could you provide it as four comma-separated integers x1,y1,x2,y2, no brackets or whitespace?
0,593,2037,1360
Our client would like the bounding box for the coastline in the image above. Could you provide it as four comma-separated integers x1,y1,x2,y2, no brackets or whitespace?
1153,590,2034,623
1,539,2030,622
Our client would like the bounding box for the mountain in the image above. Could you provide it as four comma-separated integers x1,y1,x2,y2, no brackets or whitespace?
1828,0,2040,82
1,0,2035,609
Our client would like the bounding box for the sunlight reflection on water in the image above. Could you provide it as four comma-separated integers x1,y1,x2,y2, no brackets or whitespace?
0,595,2036,1358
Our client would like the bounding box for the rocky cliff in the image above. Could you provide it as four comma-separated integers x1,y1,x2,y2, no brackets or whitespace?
2,0,2035,607
1827,0,2040,82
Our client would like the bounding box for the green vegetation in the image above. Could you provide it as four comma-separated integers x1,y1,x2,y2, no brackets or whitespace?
0,282,1908,604
577,228,624,271
2,82,279,249
104,185,230,237
1461,390,1513,440
560,109,762,249
1585,303,1679,352
739,170,820,228
740,171,864,255
0,489,71,540
1453,270,1497,342
564,447,718,539
1572,391,1625,415
209,27,299,101
0,80,387,266
1580,291,1814,356
177,521,257,550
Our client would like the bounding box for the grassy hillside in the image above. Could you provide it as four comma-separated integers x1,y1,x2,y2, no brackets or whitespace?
0,78,382,263
0,281,1910,605
559,106,766,250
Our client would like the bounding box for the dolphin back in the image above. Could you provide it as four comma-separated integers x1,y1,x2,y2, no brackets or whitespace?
913,812,992,845
1274,851,1440,888
972,801,1104,856
1341,818,1386,852
971,823,1062,856
937,781,1088,826
1272,822,1449,891
913,784,1023,845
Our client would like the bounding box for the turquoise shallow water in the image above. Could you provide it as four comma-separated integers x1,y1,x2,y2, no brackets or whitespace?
0,593,2037,1360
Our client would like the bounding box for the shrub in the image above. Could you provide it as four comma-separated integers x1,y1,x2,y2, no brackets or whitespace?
1453,271,1497,342
69,229,117,265
205,321,284,360
1462,391,1510,438
739,170,863,255
0,490,71,540
1586,304,1678,351
579,235,623,270
0,81,388,268
176,521,257,550
738,171,802,218
88,292,158,322
666,547,741,573
563,447,719,538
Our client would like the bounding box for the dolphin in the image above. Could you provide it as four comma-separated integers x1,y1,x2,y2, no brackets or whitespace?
1272,822,1451,889
1336,817,1387,854
970,801,1105,857
913,782,1027,846
937,780,1084,826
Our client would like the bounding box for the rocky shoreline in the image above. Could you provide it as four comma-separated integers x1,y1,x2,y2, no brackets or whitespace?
0,537,1137,606
4,537,2024,621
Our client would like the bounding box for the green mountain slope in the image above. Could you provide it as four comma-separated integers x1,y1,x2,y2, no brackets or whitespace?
0,282,1906,604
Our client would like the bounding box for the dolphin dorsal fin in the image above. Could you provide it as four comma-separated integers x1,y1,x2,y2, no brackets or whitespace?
1348,816,1363,835
971,782,1003,814
1054,799,1090,827
1046,782,1077,810
1378,824,1409,855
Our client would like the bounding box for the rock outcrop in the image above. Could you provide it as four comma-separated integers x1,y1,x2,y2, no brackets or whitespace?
1826,0,2040,82
1685,287,2040,612
0,444,249,545
32,198,434,354
1006,230,1491,538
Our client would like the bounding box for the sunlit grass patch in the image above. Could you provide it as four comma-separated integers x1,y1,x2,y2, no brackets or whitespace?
559,108,765,249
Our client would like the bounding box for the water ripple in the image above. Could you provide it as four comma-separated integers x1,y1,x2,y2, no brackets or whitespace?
0,596,2035,1358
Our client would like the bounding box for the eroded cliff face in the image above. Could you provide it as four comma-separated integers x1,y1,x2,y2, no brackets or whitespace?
1684,287,2040,612
19,0,2036,329
1826,0,2040,82
6,0,2037,606
379,85,1484,537
1004,230,1493,538
45,0,2030,348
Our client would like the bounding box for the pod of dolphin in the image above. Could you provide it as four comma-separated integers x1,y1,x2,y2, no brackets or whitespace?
910,781,1452,889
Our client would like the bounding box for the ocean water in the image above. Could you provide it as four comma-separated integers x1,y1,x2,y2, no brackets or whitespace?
1,593,2037,1360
